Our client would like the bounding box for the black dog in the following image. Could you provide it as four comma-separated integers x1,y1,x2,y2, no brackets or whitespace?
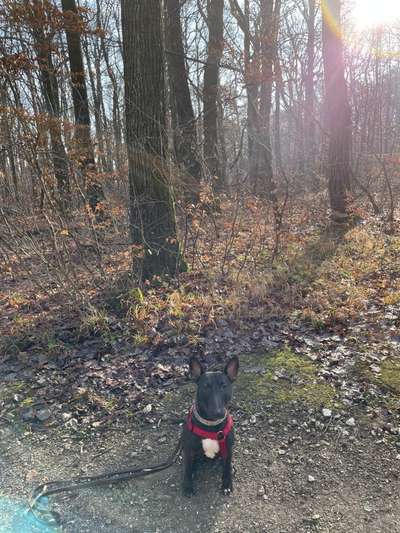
182,356,239,496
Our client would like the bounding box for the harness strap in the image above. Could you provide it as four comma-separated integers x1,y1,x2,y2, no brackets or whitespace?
186,406,233,460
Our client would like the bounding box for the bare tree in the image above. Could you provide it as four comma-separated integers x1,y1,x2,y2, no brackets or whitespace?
0,82,18,200
322,0,352,220
304,0,317,174
203,0,224,189
166,0,201,202
257,0,280,199
30,0,70,210
61,0,105,213
120,0,185,279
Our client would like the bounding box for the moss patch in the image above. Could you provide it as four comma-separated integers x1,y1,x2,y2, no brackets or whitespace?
353,357,400,412
159,349,336,417
377,359,400,395
235,349,336,410
0,381,25,402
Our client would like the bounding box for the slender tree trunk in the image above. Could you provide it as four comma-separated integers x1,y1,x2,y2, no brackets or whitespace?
228,0,261,190
121,0,185,280
304,0,316,174
256,0,279,199
0,82,10,199
97,0,123,170
82,32,109,173
34,39,70,209
243,0,262,190
203,0,224,189
242,0,255,172
166,0,201,202
61,0,105,214
274,57,282,170
94,37,114,171
322,0,352,220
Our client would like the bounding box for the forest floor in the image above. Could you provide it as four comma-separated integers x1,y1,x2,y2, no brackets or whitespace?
1,202,400,532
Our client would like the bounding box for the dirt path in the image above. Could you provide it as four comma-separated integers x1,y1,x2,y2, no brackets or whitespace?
1,366,400,533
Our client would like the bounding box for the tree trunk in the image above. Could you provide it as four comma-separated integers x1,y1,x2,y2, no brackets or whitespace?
256,0,279,199
228,0,260,190
304,0,316,174
0,82,10,199
166,0,201,202
121,0,185,280
274,57,282,170
203,0,224,189
31,0,70,211
322,0,352,220
82,31,110,173
97,0,123,171
61,0,105,214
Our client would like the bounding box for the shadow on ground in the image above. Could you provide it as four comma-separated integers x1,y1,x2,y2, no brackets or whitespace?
1,350,400,533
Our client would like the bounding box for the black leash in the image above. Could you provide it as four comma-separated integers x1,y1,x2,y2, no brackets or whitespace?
29,435,182,525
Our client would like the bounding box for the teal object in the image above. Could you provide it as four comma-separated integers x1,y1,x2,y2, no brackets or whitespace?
0,497,58,533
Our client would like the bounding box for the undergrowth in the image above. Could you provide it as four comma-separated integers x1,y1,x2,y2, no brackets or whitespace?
1,197,400,361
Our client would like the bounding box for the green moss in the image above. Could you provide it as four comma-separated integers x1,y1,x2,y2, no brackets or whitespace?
0,381,25,401
378,359,400,394
353,357,400,412
157,349,336,417
235,349,336,409
356,357,400,396
20,397,33,407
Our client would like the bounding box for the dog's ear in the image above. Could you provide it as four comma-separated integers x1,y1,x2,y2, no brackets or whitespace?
189,357,204,380
224,356,239,381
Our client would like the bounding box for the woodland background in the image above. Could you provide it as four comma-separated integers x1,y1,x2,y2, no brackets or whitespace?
0,0,400,438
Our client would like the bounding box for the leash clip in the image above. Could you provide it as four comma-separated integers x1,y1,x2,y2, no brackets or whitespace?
217,430,225,441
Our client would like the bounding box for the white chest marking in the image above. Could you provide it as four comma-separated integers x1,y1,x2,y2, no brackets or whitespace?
202,439,220,459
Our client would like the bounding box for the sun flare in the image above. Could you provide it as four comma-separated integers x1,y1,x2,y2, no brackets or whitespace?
352,0,400,29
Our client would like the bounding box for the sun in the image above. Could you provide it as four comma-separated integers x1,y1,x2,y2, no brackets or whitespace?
352,0,400,29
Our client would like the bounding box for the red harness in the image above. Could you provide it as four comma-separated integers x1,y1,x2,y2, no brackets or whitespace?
186,406,233,460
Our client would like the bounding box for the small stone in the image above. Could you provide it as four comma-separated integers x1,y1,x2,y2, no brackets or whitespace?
322,408,332,418
311,514,320,522
65,418,78,429
308,475,315,483
396,454,400,460
21,408,35,422
258,487,265,496
364,505,372,513
346,417,356,427
61,412,72,422
36,408,52,422
278,449,287,455
142,404,152,414
370,365,381,374
250,415,257,424
262,494,268,501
